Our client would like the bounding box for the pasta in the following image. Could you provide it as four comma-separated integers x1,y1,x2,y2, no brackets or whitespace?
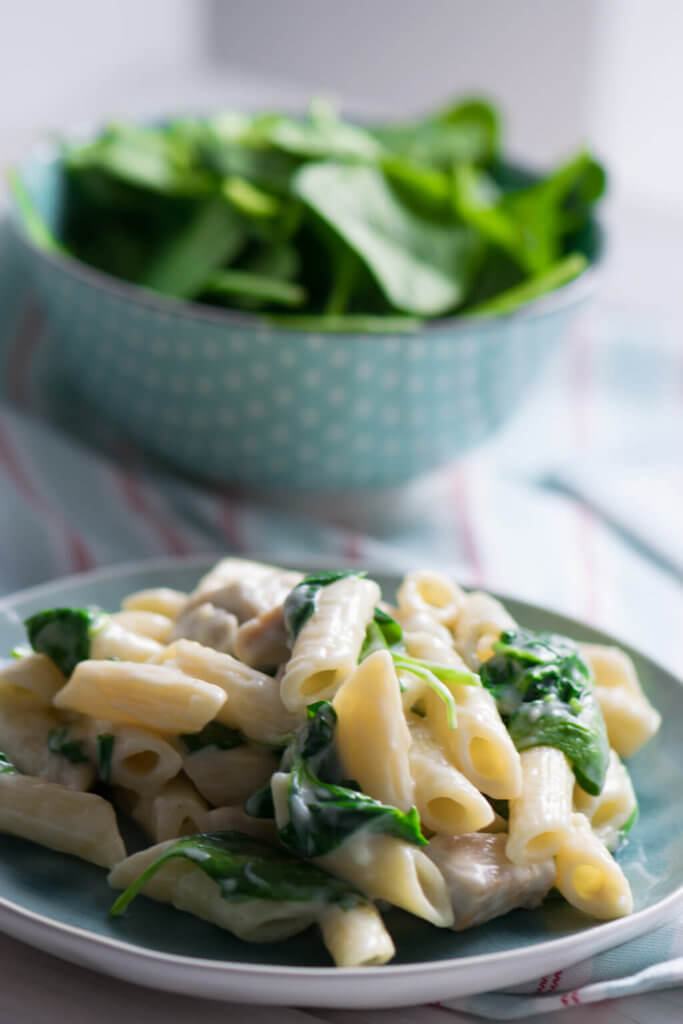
0,557,661,968
53,659,227,733
580,644,661,758
506,746,574,865
280,573,380,712
332,649,415,811
574,749,637,851
555,813,633,918
0,773,125,867
153,638,298,742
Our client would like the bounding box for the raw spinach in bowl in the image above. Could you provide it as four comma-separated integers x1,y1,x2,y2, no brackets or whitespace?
11,97,604,331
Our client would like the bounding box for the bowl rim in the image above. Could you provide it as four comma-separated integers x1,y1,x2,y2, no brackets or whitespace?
8,126,602,337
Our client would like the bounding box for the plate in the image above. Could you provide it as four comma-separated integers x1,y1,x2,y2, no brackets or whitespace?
0,555,681,1009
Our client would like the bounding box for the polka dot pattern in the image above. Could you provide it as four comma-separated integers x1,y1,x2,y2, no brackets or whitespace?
27,241,579,490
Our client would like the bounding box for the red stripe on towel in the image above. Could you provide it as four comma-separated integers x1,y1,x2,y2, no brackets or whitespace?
218,497,245,553
450,463,484,588
0,416,94,572
117,470,190,556
548,970,563,992
6,301,44,410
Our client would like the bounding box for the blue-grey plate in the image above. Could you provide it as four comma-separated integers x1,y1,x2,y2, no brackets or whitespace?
0,556,680,1008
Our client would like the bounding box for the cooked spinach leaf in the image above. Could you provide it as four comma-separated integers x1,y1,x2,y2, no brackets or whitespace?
480,628,609,795
96,733,115,784
109,829,363,916
47,726,89,765
358,608,478,727
283,570,367,646
0,751,18,775
25,607,101,677
277,701,426,858
180,722,246,754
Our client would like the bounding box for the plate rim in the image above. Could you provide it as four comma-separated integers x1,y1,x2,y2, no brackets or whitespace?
0,554,681,1006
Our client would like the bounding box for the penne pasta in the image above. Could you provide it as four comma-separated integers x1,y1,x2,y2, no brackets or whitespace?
53,659,227,734
128,774,209,843
0,773,125,867
319,903,395,967
574,749,637,851
0,652,66,706
453,591,515,668
408,725,494,835
318,834,454,928
121,587,188,619
555,813,633,919
280,574,380,712
506,746,574,865
397,570,465,629
109,610,174,644
333,649,414,811
153,639,297,742
182,743,277,808
580,644,661,758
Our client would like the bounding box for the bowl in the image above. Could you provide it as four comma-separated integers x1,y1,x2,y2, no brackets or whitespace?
7,136,601,492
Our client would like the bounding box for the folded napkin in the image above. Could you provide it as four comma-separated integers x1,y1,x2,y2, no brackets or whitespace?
1,215,682,1017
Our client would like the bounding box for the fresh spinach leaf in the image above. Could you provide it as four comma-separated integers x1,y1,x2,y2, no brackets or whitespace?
466,253,587,316
294,162,478,316
109,830,363,916
283,570,367,646
96,733,115,784
180,722,246,754
373,99,499,169
203,268,306,308
277,701,426,857
139,198,245,298
47,726,89,765
7,170,65,254
25,607,101,677
480,628,609,795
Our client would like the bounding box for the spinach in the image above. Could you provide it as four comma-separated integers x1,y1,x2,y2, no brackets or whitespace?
24,607,101,676
47,726,89,765
15,97,603,322
480,628,609,795
618,804,638,842
359,608,479,727
109,830,363,916
283,570,367,646
96,733,115,784
293,162,478,316
180,722,246,754
202,268,306,308
244,781,276,819
0,751,18,775
138,198,246,298
467,253,587,316
277,701,426,858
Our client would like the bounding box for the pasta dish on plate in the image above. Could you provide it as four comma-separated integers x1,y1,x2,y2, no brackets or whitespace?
0,559,661,967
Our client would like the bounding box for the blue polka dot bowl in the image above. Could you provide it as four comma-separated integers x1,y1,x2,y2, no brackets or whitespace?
8,141,600,492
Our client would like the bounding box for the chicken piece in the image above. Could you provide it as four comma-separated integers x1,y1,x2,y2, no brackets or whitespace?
425,832,555,930
234,604,290,668
185,562,302,623
172,603,239,654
